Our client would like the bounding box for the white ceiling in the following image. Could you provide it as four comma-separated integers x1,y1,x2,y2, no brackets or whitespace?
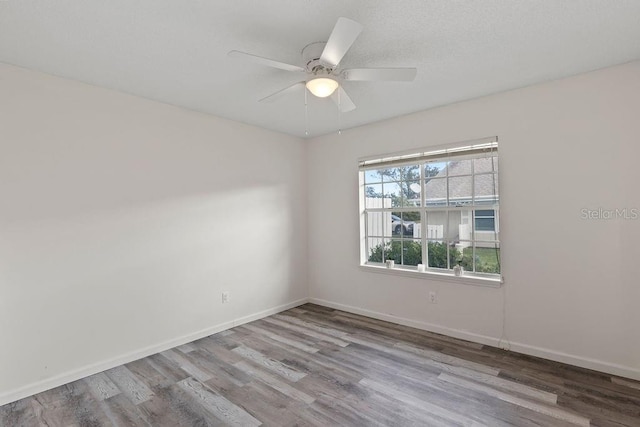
2,1,640,138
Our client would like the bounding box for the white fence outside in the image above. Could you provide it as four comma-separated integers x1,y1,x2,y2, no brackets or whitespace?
411,223,443,239
366,199,497,249
366,197,392,237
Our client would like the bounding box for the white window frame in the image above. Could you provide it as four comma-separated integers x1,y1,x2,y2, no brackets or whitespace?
358,137,503,286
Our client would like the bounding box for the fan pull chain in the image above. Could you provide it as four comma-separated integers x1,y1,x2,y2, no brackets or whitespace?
337,87,342,135
304,89,309,136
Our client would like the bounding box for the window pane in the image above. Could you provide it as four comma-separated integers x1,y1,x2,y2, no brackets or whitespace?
367,211,386,237
364,184,384,209
455,210,473,243
425,161,447,178
474,156,498,174
392,211,421,237
367,238,386,263
474,244,501,274
474,209,499,241
387,240,402,262
383,182,402,208
404,180,421,207
400,240,422,266
424,177,447,206
427,240,448,269
447,210,470,244
390,212,402,236
448,176,472,206
448,241,463,269
381,166,420,183
457,246,475,273
399,165,421,181
364,169,384,183
426,211,446,241
475,218,495,231
447,159,472,176
381,168,398,182
453,240,472,264
474,173,499,204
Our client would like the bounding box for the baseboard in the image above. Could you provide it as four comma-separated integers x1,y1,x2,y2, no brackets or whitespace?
506,342,640,382
308,298,502,348
309,298,640,382
0,298,309,407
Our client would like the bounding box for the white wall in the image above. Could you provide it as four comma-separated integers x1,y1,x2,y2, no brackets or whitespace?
308,61,640,380
0,64,308,404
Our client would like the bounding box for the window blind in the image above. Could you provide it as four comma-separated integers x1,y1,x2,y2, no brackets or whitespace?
358,136,498,170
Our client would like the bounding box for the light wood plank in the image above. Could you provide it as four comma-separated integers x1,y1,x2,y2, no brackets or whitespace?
177,343,196,354
612,376,640,391
160,349,212,382
105,366,154,405
241,323,320,353
84,372,121,401
438,373,590,427
446,366,558,404
262,317,350,347
177,377,261,427
231,345,306,382
274,313,349,337
234,361,315,404
360,378,487,427
395,341,501,375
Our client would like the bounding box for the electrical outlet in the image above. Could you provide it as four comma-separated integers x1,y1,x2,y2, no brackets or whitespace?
428,291,437,304
222,291,230,304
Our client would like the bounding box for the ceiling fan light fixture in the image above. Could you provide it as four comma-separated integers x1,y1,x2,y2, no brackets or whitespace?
306,77,339,98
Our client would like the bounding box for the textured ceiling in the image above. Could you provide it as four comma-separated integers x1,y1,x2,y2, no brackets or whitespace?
1,1,640,138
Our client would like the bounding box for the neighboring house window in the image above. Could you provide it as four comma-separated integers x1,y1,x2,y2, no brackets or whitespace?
475,209,496,231
359,138,501,280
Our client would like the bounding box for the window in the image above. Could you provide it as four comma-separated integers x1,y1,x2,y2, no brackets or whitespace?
475,210,496,231
359,138,501,281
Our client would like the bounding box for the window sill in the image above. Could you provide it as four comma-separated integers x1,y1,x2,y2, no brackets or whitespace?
359,264,503,287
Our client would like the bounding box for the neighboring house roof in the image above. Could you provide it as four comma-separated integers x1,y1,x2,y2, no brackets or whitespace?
424,157,499,204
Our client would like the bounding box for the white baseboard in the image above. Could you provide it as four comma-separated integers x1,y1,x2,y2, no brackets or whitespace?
506,342,640,381
0,298,309,407
309,297,640,382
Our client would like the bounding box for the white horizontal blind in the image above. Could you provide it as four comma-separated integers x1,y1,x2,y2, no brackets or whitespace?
359,137,497,170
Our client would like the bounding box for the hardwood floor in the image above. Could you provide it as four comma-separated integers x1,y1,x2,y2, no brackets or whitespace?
2,304,639,426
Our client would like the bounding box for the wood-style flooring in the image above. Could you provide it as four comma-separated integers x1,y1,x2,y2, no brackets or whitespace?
1,304,639,426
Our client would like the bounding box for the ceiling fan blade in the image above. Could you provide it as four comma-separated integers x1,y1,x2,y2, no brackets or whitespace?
228,50,305,73
342,68,417,81
331,86,356,112
320,17,363,69
259,81,305,103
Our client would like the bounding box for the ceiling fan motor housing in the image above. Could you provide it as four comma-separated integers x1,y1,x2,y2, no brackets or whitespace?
302,42,332,75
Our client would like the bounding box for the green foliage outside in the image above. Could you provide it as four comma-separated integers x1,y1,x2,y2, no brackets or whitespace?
462,247,501,274
368,240,422,266
368,241,500,274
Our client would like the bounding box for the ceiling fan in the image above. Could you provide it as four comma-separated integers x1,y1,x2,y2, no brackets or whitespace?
228,17,417,112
